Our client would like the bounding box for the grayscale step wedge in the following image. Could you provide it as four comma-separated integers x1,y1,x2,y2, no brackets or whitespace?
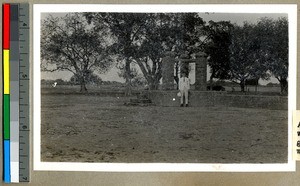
18,3,30,182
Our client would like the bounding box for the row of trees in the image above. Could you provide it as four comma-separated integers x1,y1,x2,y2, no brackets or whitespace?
228,18,288,92
204,17,288,93
41,13,288,93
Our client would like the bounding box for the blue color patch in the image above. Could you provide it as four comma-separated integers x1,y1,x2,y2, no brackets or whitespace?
4,139,11,183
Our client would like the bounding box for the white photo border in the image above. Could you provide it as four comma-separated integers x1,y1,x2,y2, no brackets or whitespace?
33,4,297,172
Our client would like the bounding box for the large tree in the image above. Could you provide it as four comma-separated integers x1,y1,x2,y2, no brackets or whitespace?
86,13,206,90
86,13,148,94
229,23,269,92
229,18,288,93
134,13,205,90
204,21,233,88
256,17,288,94
41,13,113,92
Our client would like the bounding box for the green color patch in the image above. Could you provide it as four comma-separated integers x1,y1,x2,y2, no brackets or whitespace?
3,94,10,139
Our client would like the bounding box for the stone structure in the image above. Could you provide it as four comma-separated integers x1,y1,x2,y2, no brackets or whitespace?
179,54,190,77
177,52,208,91
194,52,207,91
161,51,208,91
161,51,175,90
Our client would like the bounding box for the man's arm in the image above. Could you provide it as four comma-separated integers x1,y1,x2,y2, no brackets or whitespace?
178,78,182,90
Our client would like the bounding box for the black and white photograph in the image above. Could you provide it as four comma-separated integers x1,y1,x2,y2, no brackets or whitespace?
33,4,297,171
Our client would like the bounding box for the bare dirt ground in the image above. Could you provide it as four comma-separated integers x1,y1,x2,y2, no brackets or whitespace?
41,94,287,163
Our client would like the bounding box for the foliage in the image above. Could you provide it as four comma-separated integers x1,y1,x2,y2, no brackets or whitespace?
117,63,147,87
256,17,288,94
204,21,233,88
69,70,102,85
245,78,259,86
229,22,271,91
43,13,288,94
85,13,148,93
229,17,288,93
41,13,113,92
86,13,206,90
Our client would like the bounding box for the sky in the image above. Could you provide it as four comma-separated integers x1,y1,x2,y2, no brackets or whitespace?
41,12,288,85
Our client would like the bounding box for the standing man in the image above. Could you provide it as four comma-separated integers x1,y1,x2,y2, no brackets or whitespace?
179,73,190,107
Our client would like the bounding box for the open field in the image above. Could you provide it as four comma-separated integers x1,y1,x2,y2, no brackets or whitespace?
41,93,288,163
224,85,281,92
41,84,283,96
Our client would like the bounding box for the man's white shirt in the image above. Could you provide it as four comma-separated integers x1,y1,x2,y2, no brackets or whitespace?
179,77,190,90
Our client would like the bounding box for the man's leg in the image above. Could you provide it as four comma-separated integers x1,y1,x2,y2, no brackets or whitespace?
185,89,189,106
180,90,184,106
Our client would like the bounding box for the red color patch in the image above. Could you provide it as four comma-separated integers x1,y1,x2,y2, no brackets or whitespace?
3,4,10,49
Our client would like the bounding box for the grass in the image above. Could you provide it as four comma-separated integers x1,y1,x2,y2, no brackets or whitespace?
41,93,288,163
41,84,284,97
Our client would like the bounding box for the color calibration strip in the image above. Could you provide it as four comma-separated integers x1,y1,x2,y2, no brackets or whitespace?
3,3,11,183
3,3,30,183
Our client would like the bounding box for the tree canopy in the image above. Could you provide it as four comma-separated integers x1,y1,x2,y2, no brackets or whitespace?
228,18,288,93
86,13,206,90
41,13,113,92
204,21,233,87
42,12,289,94
256,17,288,94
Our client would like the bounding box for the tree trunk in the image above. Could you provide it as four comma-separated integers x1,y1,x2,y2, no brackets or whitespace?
255,79,258,93
174,62,179,90
124,60,131,96
209,73,214,91
255,85,257,93
279,78,288,94
149,83,156,90
80,83,87,92
240,80,245,92
148,78,159,90
79,76,87,93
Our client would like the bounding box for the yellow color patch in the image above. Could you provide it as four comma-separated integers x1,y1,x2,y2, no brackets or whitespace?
3,50,10,94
